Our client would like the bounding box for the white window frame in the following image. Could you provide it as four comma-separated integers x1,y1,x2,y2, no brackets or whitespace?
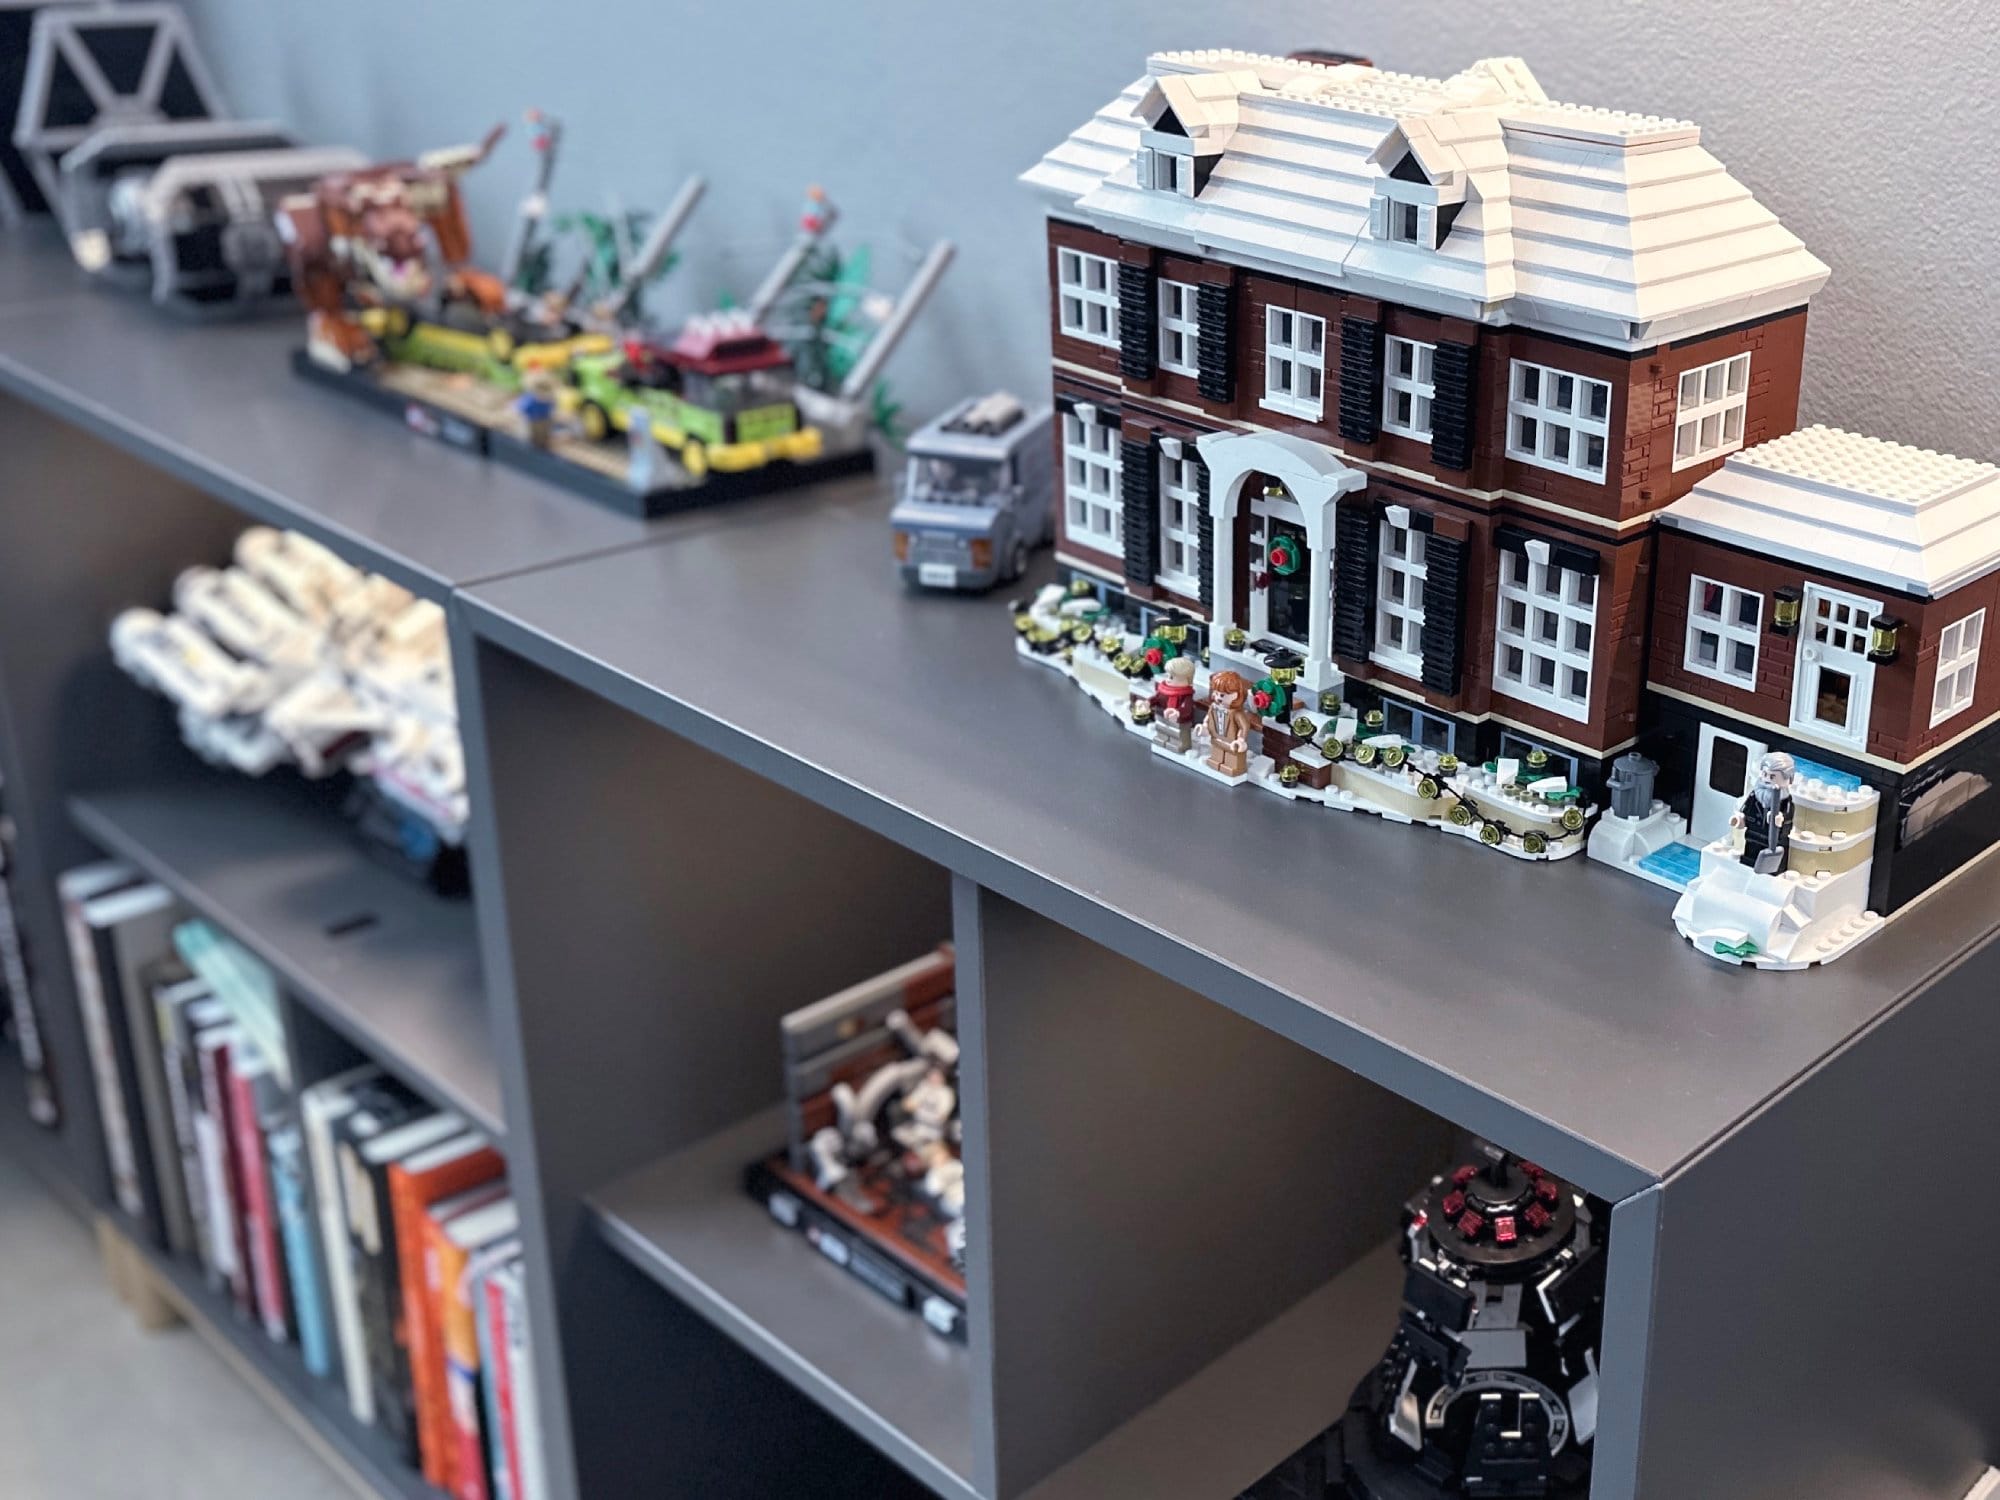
1673,352,1752,471
1156,448,1202,594
1247,487,1309,650
1683,574,1763,690
1933,608,1986,726
1158,280,1200,377
1061,408,1122,551
1372,514,1426,677
1492,542,1597,723
1381,336,1436,441
1261,307,1326,421
1057,248,1119,348
1506,360,1611,483
1789,583,1880,750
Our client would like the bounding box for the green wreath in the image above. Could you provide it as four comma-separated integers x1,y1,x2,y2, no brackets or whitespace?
1266,537,1302,577
1251,675,1290,719
1140,632,1179,670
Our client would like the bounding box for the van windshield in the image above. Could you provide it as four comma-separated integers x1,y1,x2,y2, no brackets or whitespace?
908,456,1002,502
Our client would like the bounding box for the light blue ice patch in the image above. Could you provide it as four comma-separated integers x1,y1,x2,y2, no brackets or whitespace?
1790,755,1865,793
1637,840,1704,890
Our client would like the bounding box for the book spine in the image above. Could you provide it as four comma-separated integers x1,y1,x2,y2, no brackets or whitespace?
431,1223,486,1500
65,902,143,1218
127,970,193,1256
99,929,169,1247
305,1092,372,1420
270,1124,332,1376
195,1036,250,1311
351,1151,418,1463
476,1264,515,1500
397,1174,456,1489
158,1024,211,1270
500,1265,546,1500
229,1065,289,1341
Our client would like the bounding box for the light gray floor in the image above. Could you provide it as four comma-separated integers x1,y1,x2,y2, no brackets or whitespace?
0,1148,354,1500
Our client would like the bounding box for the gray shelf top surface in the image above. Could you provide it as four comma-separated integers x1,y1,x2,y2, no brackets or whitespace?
0,222,96,309
591,1106,978,1500
0,230,667,601
69,769,500,1137
462,479,2000,1199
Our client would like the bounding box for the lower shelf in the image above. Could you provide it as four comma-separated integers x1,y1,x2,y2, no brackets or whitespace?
591,1105,979,1500
118,1225,445,1500
1020,1238,1402,1500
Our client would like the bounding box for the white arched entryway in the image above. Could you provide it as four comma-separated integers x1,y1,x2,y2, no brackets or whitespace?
1195,430,1367,692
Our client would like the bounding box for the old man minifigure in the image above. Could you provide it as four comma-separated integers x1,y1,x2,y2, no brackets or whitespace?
1202,669,1256,778
1730,751,1796,875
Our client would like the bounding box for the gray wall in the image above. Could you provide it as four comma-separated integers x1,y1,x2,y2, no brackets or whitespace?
184,0,1999,457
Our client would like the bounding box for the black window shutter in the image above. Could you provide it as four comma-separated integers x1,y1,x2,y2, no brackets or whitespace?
1339,316,1383,445
1117,262,1157,381
1332,502,1378,661
1419,531,1467,695
1120,436,1159,587
1428,339,1478,472
1195,283,1234,404
1194,459,1215,612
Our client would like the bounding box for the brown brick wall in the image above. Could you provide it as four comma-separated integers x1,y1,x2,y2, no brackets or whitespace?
1643,530,1992,768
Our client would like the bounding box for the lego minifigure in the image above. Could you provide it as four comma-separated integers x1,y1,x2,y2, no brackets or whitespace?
514,368,560,448
1730,751,1796,875
1202,670,1255,778
1153,655,1198,753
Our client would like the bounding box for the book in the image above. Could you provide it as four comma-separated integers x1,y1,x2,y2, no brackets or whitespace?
172,919,288,1088
228,1050,292,1341
339,1108,465,1458
58,861,147,1220
194,1023,252,1312
158,988,226,1273
118,947,199,1257
493,1257,548,1500
472,1242,524,1500
390,1134,505,1487
300,1065,400,1412
268,1119,333,1376
433,1202,519,1500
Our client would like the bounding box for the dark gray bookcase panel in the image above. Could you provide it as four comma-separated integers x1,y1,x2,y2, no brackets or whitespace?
457,484,2000,1199
69,773,498,1135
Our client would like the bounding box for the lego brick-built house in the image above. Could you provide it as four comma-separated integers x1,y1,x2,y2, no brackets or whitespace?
1018,47,2000,937
1022,49,1828,790
1651,428,2000,915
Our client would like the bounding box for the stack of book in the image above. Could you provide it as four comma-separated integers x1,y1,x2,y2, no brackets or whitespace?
58,859,548,1500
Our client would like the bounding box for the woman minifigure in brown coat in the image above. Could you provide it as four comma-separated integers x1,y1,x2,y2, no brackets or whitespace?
1202,670,1256,777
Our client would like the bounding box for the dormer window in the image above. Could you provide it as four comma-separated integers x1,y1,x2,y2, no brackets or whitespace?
1366,138,1467,251
1139,147,1197,197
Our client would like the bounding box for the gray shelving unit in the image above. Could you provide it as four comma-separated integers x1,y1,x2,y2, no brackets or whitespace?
0,228,1996,1500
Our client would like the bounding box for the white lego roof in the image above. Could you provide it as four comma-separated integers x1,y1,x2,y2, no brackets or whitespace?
1662,427,2000,599
1023,50,1830,349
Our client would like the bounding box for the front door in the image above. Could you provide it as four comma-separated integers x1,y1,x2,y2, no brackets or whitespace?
1791,584,1879,750
1248,487,1311,648
1692,721,1767,845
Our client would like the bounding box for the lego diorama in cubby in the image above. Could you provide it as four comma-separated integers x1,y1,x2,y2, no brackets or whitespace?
743,946,967,1342
110,527,470,893
1241,1143,1605,1500
1011,46,2000,971
275,114,954,517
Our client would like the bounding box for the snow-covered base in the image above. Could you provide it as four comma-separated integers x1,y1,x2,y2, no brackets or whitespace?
1671,843,1884,970
1964,1467,2000,1500
1015,597,1591,862
1587,802,1689,891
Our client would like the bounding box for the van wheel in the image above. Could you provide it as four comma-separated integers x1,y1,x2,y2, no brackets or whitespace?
1006,539,1029,581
